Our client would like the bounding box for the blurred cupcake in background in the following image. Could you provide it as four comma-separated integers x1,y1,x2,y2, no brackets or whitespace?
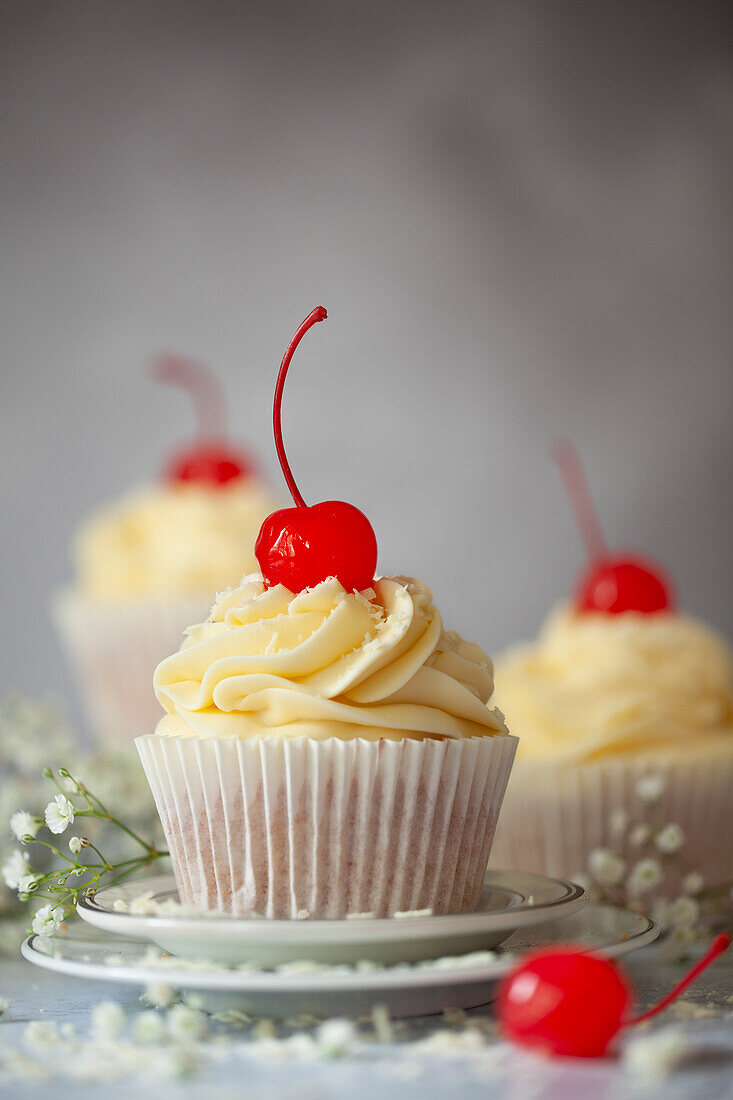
53,355,280,744
491,441,733,897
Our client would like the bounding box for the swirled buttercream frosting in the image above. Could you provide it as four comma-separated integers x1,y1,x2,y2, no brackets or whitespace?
493,606,733,761
153,574,508,741
74,482,279,601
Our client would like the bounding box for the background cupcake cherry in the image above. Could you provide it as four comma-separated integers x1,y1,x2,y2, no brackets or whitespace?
552,438,673,614
255,307,378,594
152,353,255,486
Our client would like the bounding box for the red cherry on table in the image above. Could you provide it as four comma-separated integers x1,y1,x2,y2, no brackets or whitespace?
254,307,379,594
497,933,731,1060
576,554,673,614
152,354,255,487
497,948,631,1058
552,440,673,615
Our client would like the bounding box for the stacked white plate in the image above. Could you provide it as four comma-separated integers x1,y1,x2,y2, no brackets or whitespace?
22,869,658,1017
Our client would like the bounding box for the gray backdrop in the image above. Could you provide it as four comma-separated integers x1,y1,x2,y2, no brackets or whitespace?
2,1,731,731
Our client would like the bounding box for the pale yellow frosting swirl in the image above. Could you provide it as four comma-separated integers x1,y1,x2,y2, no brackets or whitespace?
493,606,733,761
153,574,508,741
74,481,280,601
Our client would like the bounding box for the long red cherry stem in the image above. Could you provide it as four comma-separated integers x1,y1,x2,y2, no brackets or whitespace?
552,438,607,562
273,306,328,509
627,932,731,1026
152,353,227,439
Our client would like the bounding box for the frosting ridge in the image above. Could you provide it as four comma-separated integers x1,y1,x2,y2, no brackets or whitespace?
153,574,507,741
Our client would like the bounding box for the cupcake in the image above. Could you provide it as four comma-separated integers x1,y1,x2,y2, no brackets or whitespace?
53,355,280,744
491,442,733,889
136,308,517,918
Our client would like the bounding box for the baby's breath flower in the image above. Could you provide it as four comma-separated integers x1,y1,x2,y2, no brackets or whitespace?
661,922,697,961
626,858,664,896
142,983,177,1009
91,1001,126,1041
10,811,40,843
24,1019,60,1045
2,849,31,890
315,1018,357,1058
31,904,62,937
44,794,75,835
588,848,626,887
167,1003,208,1042
681,872,704,896
629,823,651,847
654,824,686,855
636,775,665,803
68,836,85,855
609,809,629,837
667,895,700,928
133,1011,167,1044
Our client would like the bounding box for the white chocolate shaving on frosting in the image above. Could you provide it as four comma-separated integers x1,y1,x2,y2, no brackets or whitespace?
493,605,733,761
153,574,507,742
74,481,280,600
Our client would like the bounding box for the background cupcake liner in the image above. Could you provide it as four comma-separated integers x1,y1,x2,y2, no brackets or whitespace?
136,732,518,919
52,589,213,744
491,755,733,887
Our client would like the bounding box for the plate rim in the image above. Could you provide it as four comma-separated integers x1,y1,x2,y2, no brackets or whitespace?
77,868,586,943
22,907,660,993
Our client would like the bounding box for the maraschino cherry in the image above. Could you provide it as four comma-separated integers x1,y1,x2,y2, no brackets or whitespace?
152,353,254,486
552,439,673,614
255,307,378,594
498,932,731,1059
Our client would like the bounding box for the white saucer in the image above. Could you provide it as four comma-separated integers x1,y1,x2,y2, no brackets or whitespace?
23,904,658,1019
77,870,586,966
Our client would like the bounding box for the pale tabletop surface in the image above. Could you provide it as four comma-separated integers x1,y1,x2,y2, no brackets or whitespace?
1,943,732,1100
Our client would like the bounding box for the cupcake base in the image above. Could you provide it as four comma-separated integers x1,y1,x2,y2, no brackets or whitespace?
491,754,733,887
136,733,517,919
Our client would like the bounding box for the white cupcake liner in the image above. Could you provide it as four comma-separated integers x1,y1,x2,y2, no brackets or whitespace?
491,754,733,887
135,733,518,919
52,589,214,745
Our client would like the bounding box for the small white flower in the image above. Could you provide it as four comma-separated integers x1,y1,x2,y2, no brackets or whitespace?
667,895,700,928
655,823,686,855
44,794,75,835
681,872,704,896
623,1028,691,1079
167,1004,208,1042
91,1001,125,1041
31,905,63,937
142,983,177,1008
18,871,42,895
629,823,651,847
24,1019,60,1045
133,1011,167,1044
315,1018,357,1058
636,774,665,803
609,809,629,837
68,836,84,854
588,848,626,887
627,858,664,896
10,811,40,843
2,849,31,890
661,923,697,961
